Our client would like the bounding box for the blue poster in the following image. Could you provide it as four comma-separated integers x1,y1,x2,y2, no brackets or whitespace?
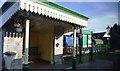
63,35,79,47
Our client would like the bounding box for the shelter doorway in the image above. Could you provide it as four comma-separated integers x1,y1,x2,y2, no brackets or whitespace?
29,23,54,69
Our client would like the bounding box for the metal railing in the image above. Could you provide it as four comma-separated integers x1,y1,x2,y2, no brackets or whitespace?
92,44,108,53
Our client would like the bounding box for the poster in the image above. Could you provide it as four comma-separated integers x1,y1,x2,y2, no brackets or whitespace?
88,35,92,48
63,35,79,47
83,35,87,48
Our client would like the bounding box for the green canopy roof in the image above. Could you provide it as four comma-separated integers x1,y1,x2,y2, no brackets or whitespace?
30,0,89,20
82,30,92,34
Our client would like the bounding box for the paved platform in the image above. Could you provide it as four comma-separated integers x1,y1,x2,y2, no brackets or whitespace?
66,52,120,70
2,52,120,70
76,60,113,69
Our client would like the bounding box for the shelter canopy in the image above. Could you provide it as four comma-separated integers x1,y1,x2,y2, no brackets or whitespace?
0,0,89,27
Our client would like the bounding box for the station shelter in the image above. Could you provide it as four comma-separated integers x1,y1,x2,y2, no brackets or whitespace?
0,0,89,70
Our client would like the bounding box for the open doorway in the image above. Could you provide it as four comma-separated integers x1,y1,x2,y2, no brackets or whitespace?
29,23,54,69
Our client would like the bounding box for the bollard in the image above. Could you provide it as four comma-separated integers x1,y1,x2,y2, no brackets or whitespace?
23,64,29,71
72,57,76,70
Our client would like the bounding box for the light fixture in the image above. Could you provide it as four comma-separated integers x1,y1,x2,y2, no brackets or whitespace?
106,25,110,34
104,25,111,38
14,18,23,32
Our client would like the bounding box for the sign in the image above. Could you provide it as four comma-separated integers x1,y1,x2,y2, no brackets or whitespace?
88,35,92,48
82,30,92,35
94,39,104,44
54,36,63,55
63,35,79,47
83,35,87,48
103,32,111,37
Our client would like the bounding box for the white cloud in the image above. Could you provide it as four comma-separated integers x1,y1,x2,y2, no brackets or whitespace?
87,12,118,33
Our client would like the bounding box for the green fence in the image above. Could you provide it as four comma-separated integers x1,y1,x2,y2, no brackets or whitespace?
92,44,108,53
63,44,109,65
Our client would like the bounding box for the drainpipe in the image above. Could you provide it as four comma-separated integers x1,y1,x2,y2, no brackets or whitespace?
23,19,29,71
72,26,77,70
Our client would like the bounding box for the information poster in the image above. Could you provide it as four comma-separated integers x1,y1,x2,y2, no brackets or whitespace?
88,35,92,48
63,35,79,47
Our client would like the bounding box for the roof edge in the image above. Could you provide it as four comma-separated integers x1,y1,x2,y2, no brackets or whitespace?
30,0,89,20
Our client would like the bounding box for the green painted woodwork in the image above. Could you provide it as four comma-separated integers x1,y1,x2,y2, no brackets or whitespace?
83,35,87,48
30,0,89,20
1,0,89,21
82,30,92,34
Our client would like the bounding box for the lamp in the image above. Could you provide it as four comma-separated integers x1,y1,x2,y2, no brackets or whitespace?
14,18,23,32
103,25,111,38
103,25,111,54
106,25,110,36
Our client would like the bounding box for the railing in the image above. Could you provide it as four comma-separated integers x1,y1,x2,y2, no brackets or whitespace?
92,44,108,53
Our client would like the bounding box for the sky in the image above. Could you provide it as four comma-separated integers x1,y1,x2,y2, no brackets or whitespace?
0,0,119,33
49,0,120,2
54,2,118,33
0,0,7,8
49,0,119,33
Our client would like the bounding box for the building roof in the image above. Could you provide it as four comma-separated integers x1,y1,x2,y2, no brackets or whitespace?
82,30,92,34
0,0,89,27
30,0,89,20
